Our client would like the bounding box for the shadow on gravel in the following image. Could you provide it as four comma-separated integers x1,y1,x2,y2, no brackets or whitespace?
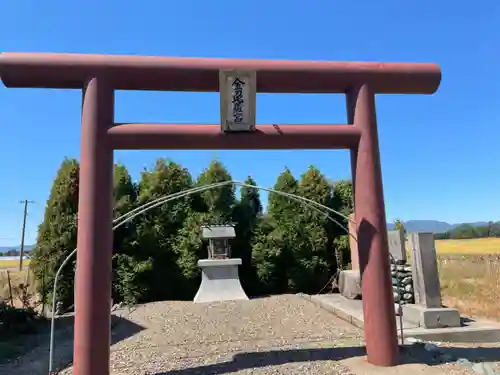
400,343,500,365
0,312,145,374
154,346,367,375
51,313,146,374
155,344,500,374
0,314,74,365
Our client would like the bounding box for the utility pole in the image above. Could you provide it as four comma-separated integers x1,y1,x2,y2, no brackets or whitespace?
19,200,35,271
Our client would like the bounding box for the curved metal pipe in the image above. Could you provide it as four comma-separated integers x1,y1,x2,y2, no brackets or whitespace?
48,180,355,374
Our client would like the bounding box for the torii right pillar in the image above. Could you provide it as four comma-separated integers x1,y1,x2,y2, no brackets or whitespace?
348,84,399,366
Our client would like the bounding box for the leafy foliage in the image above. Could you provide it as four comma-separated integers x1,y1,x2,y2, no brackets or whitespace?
113,254,153,306
328,179,354,271
393,218,407,238
32,158,357,306
171,211,210,295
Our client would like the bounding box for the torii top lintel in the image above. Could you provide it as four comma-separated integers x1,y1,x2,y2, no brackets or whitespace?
0,52,441,94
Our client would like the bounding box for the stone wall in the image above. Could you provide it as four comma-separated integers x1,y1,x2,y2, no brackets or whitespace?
344,226,417,305
390,258,415,305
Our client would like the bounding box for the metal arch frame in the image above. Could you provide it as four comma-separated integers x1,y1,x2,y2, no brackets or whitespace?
48,180,357,374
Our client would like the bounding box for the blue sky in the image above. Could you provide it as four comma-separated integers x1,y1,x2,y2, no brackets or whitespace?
0,1,499,246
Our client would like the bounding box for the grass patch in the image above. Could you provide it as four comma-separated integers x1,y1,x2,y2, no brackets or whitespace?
404,238,500,320
0,267,49,363
0,268,38,306
438,254,500,320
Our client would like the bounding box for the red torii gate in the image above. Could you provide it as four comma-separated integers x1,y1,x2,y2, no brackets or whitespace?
0,53,441,375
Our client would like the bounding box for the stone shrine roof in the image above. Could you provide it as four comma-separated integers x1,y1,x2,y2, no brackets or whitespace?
201,225,236,239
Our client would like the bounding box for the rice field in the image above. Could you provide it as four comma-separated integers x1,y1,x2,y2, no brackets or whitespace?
431,238,500,320
435,237,500,255
0,258,30,270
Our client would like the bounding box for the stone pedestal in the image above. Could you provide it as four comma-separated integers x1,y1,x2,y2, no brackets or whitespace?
338,270,362,299
193,258,249,303
402,304,461,328
348,213,359,270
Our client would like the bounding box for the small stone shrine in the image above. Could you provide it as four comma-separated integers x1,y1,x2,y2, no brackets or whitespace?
204,225,234,259
193,224,249,303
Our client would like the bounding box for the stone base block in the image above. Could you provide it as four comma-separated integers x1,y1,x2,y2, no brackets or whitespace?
193,258,249,304
338,270,362,300
394,303,402,316
402,304,461,328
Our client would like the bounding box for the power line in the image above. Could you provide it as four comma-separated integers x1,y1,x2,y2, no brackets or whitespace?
19,200,35,270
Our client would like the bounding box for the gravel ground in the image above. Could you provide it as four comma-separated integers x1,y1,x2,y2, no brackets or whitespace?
2,295,364,374
0,294,495,375
430,341,500,374
65,295,363,374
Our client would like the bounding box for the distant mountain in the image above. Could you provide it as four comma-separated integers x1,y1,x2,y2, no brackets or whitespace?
0,220,493,249
386,220,490,233
0,245,35,253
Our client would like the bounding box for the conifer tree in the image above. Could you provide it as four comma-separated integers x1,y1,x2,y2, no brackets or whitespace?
233,176,262,294
111,163,154,305
289,166,332,293
252,168,300,293
134,159,193,301
31,158,80,310
195,160,235,223
171,160,237,297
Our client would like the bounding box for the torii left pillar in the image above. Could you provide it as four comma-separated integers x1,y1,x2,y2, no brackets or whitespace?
74,76,115,375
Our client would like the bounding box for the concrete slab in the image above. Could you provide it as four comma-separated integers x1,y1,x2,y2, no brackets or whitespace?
309,294,419,331
303,294,500,343
403,324,500,343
